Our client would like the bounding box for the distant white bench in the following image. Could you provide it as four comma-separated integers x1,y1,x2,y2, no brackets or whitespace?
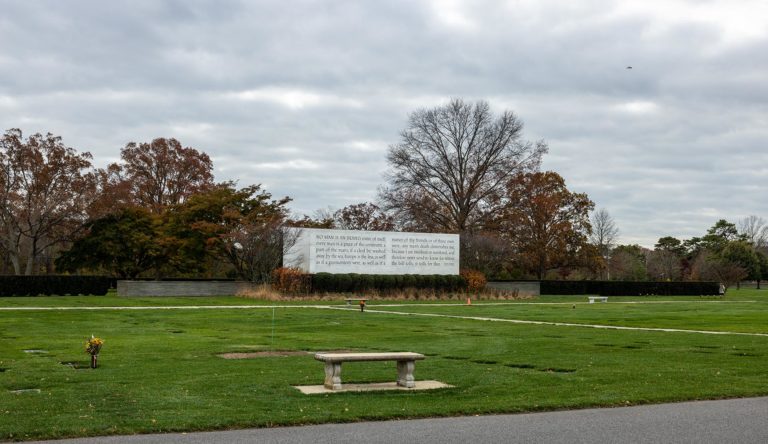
588,296,608,303
314,352,425,390
344,298,368,306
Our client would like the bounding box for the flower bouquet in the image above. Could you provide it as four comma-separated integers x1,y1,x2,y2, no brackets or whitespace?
85,336,104,368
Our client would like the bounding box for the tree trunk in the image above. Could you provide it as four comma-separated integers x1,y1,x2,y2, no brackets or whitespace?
2,228,22,275
25,258,35,275
9,253,21,275
25,241,37,276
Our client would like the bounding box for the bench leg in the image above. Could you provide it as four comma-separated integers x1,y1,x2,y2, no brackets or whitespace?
397,360,416,388
324,362,342,390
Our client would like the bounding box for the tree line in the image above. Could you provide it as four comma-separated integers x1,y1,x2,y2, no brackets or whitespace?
601,219,768,290
2,98,763,285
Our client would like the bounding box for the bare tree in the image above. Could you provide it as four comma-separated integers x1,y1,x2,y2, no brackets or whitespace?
312,207,336,226
589,208,619,278
380,98,547,233
590,208,619,256
738,215,768,249
461,232,512,277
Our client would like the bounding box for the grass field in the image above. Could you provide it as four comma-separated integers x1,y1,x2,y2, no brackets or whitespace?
1,290,767,441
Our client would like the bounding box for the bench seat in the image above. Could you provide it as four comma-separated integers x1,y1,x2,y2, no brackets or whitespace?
315,352,425,390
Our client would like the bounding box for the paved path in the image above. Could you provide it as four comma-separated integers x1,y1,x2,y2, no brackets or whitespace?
5,301,766,337
28,396,768,444
0,300,758,311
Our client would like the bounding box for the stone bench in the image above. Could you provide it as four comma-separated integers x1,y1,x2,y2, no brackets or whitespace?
588,296,608,303
314,352,425,390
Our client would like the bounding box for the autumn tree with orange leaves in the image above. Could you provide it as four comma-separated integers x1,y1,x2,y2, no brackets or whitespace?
95,138,214,215
334,202,395,231
498,171,594,279
0,129,97,275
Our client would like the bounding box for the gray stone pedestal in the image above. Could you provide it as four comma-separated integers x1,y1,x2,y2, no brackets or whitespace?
324,362,343,390
397,360,415,388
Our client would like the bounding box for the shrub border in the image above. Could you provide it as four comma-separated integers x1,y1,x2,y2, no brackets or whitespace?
539,280,720,296
0,275,112,297
310,273,466,293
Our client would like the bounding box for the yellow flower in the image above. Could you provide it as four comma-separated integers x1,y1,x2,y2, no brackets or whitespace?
85,336,104,355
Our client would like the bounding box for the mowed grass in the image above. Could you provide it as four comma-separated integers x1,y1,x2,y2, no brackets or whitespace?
0,290,767,441
373,299,768,334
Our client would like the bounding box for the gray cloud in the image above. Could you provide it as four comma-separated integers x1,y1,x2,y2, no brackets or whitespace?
1,0,766,246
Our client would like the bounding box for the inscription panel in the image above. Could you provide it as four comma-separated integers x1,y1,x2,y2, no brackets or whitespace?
284,228,459,275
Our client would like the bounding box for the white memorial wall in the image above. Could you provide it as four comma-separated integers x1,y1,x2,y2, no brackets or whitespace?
284,228,459,275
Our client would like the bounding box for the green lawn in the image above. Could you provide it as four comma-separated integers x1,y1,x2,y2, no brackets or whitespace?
1,289,767,441
372,299,768,333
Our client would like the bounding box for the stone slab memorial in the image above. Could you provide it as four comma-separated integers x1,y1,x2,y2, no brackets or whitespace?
485,281,540,297
284,228,459,275
117,280,257,297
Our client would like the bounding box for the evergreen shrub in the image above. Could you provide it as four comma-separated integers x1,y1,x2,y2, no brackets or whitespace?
310,273,466,293
539,280,720,296
0,276,111,297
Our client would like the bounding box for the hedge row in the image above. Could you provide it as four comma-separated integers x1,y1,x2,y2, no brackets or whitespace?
311,273,466,293
119,277,237,281
540,280,720,296
0,276,112,297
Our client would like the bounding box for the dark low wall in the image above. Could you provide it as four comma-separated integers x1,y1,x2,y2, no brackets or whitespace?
486,281,540,297
117,280,256,297
539,280,720,296
0,275,111,297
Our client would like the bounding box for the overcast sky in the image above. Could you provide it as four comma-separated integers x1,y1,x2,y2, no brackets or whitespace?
1,0,766,246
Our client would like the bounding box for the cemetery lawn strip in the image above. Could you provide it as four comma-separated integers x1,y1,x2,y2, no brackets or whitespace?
0,290,766,440
372,300,768,334
0,293,319,308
